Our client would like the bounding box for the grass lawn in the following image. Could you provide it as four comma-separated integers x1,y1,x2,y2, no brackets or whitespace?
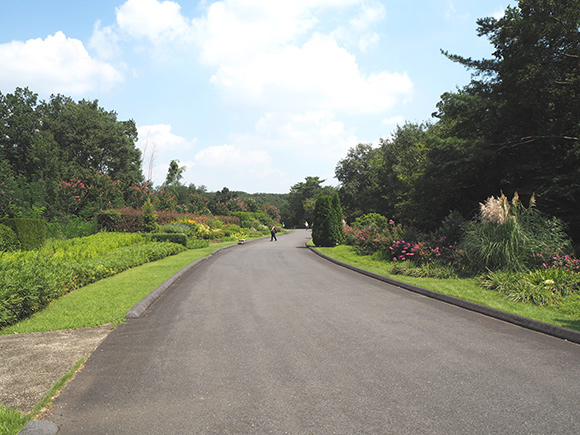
0,240,239,435
1,241,238,335
313,244,580,332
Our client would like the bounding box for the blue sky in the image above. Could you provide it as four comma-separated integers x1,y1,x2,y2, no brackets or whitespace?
0,0,514,193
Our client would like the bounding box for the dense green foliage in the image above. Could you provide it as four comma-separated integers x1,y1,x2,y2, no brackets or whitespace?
0,233,185,328
312,195,333,247
0,218,46,250
0,88,142,219
148,233,188,247
336,0,580,247
312,193,344,247
0,224,20,252
282,176,337,228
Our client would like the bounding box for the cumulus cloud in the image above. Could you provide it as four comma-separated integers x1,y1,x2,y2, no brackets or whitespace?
0,31,123,94
116,0,192,42
195,144,271,167
137,124,194,152
89,21,121,60
108,0,412,113
190,0,411,113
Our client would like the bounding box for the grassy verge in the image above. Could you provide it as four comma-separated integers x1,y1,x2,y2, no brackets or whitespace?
313,244,580,332
1,241,237,335
0,355,88,435
0,241,238,433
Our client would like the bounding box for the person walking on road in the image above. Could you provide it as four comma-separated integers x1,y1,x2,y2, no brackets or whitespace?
270,225,278,241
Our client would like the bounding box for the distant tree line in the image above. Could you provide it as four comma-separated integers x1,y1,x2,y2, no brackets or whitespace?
0,89,284,223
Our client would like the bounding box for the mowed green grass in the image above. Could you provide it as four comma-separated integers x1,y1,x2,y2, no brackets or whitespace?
313,244,580,332
1,241,237,335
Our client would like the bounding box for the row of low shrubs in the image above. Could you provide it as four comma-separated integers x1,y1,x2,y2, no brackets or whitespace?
96,208,242,233
0,233,186,329
342,194,580,307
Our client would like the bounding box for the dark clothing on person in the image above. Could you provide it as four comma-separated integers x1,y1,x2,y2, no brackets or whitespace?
270,226,277,241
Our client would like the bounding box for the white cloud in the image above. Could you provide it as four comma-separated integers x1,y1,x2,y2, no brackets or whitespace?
209,33,412,113
194,144,270,167
492,6,507,20
137,124,194,152
0,31,123,94
116,0,192,42
107,0,413,114
89,21,121,60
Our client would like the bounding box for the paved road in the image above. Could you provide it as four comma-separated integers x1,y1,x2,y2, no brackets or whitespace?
50,230,580,434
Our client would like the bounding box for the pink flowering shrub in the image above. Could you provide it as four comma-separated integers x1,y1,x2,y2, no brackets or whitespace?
153,189,177,211
344,214,460,266
539,251,580,274
127,181,155,208
57,172,124,218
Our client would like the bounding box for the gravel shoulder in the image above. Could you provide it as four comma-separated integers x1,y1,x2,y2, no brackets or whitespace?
0,324,113,414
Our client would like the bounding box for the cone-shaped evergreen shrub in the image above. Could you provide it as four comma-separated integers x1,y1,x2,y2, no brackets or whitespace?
331,192,344,245
313,195,333,247
313,193,344,247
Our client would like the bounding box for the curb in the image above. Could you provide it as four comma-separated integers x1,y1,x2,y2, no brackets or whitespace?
18,421,58,435
307,244,580,345
126,234,280,318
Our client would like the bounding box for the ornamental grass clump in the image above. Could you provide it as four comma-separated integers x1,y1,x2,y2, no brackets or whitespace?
461,192,573,273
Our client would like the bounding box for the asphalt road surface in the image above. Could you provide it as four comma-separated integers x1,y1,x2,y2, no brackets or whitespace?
49,230,580,434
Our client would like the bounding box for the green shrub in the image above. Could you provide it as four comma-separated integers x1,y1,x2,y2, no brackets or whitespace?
0,235,185,328
481,268,580,306
96,209,122,232
353,213,391,229
390,261,458,279
313,195,334,247
330,192,344,245
187,238,210,249
46,216,98,239
142,200,158,233
0,218,46,250
148,233,188,247
0,224,20,252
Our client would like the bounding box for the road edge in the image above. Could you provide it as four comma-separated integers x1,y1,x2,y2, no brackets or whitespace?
307,244,580,345
125,242,242,319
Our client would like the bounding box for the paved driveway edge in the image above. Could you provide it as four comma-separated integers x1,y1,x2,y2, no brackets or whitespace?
307,245,580,345
125,241,252,319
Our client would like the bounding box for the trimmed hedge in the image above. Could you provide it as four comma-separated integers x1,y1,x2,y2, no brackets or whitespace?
0,218,46,250
0,224,20,252
0,236,186,329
